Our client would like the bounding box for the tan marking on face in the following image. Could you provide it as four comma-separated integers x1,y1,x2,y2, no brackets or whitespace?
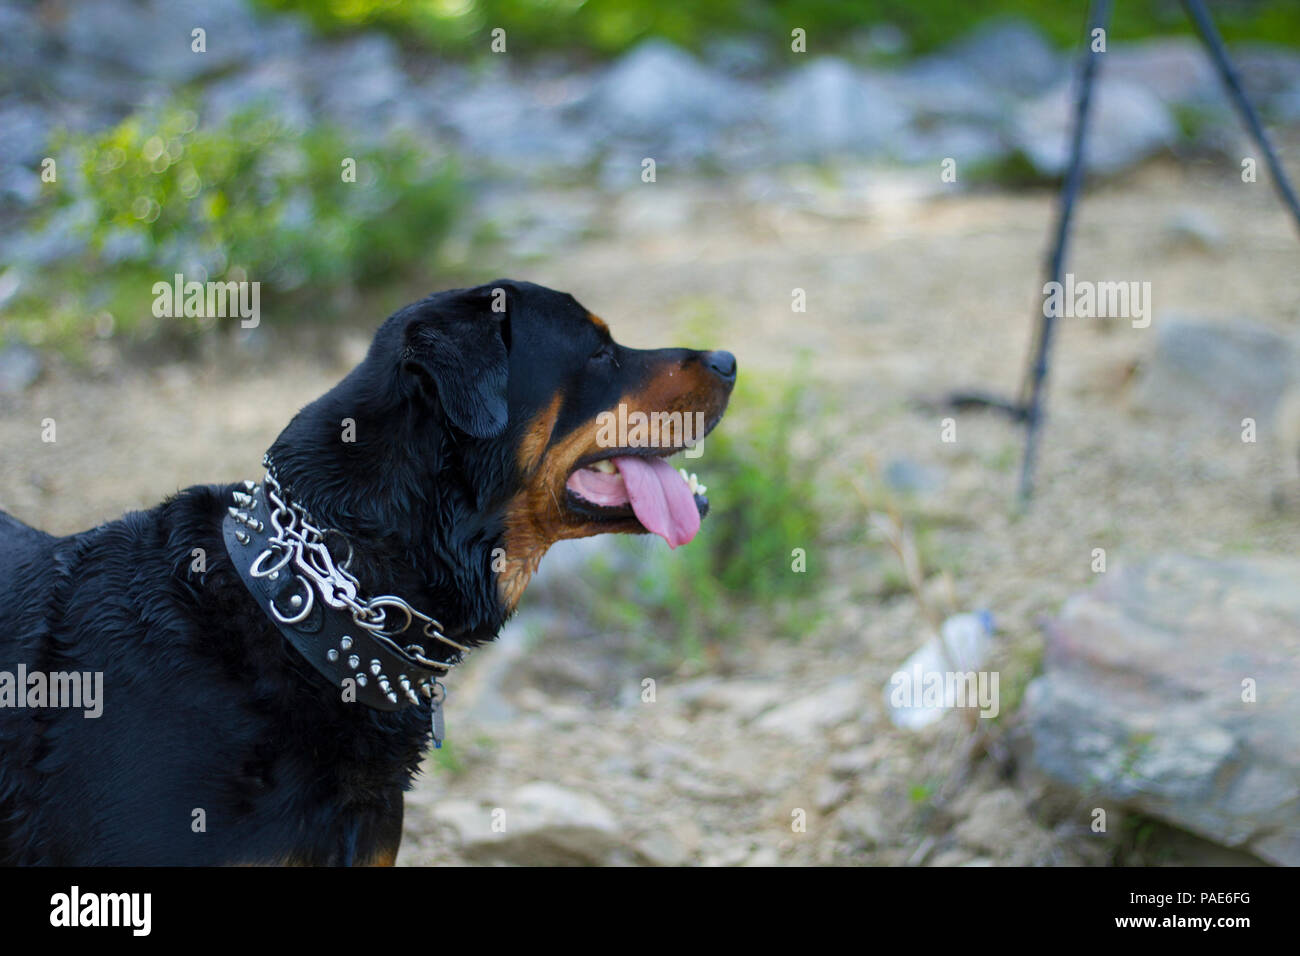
496,353,731,613
518,393,562,474
362,846,398,867
588,313,609,335
499,419,608,613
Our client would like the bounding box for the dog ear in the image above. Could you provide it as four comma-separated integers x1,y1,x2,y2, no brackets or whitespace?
402,289,509,439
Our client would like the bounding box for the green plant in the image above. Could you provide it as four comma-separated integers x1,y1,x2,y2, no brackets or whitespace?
5,103,462,351
257,0,1300,60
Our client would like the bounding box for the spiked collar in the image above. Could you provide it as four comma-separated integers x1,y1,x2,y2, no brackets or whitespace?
221,459,462,742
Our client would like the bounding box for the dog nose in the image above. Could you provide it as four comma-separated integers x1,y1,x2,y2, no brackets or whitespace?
702,350,737,382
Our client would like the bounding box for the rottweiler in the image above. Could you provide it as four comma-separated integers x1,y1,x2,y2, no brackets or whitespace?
0,280,735,865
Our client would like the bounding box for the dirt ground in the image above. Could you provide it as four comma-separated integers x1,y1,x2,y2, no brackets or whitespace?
3,157,1297,865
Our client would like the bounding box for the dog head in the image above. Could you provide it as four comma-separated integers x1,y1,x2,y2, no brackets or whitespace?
267,280,735,638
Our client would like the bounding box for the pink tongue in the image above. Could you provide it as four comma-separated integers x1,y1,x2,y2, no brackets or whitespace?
613,456,701,549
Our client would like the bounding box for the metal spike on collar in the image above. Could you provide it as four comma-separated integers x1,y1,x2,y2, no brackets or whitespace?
239,455,468,717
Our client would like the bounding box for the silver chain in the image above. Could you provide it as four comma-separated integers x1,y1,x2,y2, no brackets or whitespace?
249,463,468,672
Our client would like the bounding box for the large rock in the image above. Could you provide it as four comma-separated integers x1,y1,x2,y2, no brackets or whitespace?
947,19,1062,96
1132,317,1300,426
1012,76,1176,176
433,782,649,865
770,59,909,160
584,40,752,140
753,677,861,742
56,0,265,84
1023,554,1300,865
1104,39,1220,108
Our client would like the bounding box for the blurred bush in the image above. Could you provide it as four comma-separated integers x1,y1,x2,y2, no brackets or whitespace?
258,0,1300,57
4,104,461,351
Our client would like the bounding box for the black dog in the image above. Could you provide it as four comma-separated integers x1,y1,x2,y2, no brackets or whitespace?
0,280,734,865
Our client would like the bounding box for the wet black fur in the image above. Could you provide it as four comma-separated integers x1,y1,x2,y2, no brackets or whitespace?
0,280,696,866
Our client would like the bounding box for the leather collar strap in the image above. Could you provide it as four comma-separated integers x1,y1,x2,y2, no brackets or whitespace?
221,478,449,718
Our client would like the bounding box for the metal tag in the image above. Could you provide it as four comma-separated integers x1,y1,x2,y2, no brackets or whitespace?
430,682,446,749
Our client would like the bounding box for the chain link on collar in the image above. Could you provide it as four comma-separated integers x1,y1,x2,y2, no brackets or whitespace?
238,454,469,676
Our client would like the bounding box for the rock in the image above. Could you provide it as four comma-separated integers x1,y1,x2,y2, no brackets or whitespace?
634,820,700,866
1164,207,1225,251
435,782,645,865
585,40,751,139
947,19,1061,96
0,2,45,86
835,801,886,849
441,69,597,171
815,778,851,812
743,845,780,867
677,679,785,722
1234,47,1300,114
1104,39,1219,108
893,58,1007,125
57,0,264,84
753,678,861,741
829,747,877,778
313,34,409,134
0,343,41,394
203,57,313,132
953,788,1032,854
769,59,909,160
1132,317,1300,425
1023,554,1300,865
1012,77,1177,176
883,458,946,495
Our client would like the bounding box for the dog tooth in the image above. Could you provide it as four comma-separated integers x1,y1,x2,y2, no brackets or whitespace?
592,459,616,474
